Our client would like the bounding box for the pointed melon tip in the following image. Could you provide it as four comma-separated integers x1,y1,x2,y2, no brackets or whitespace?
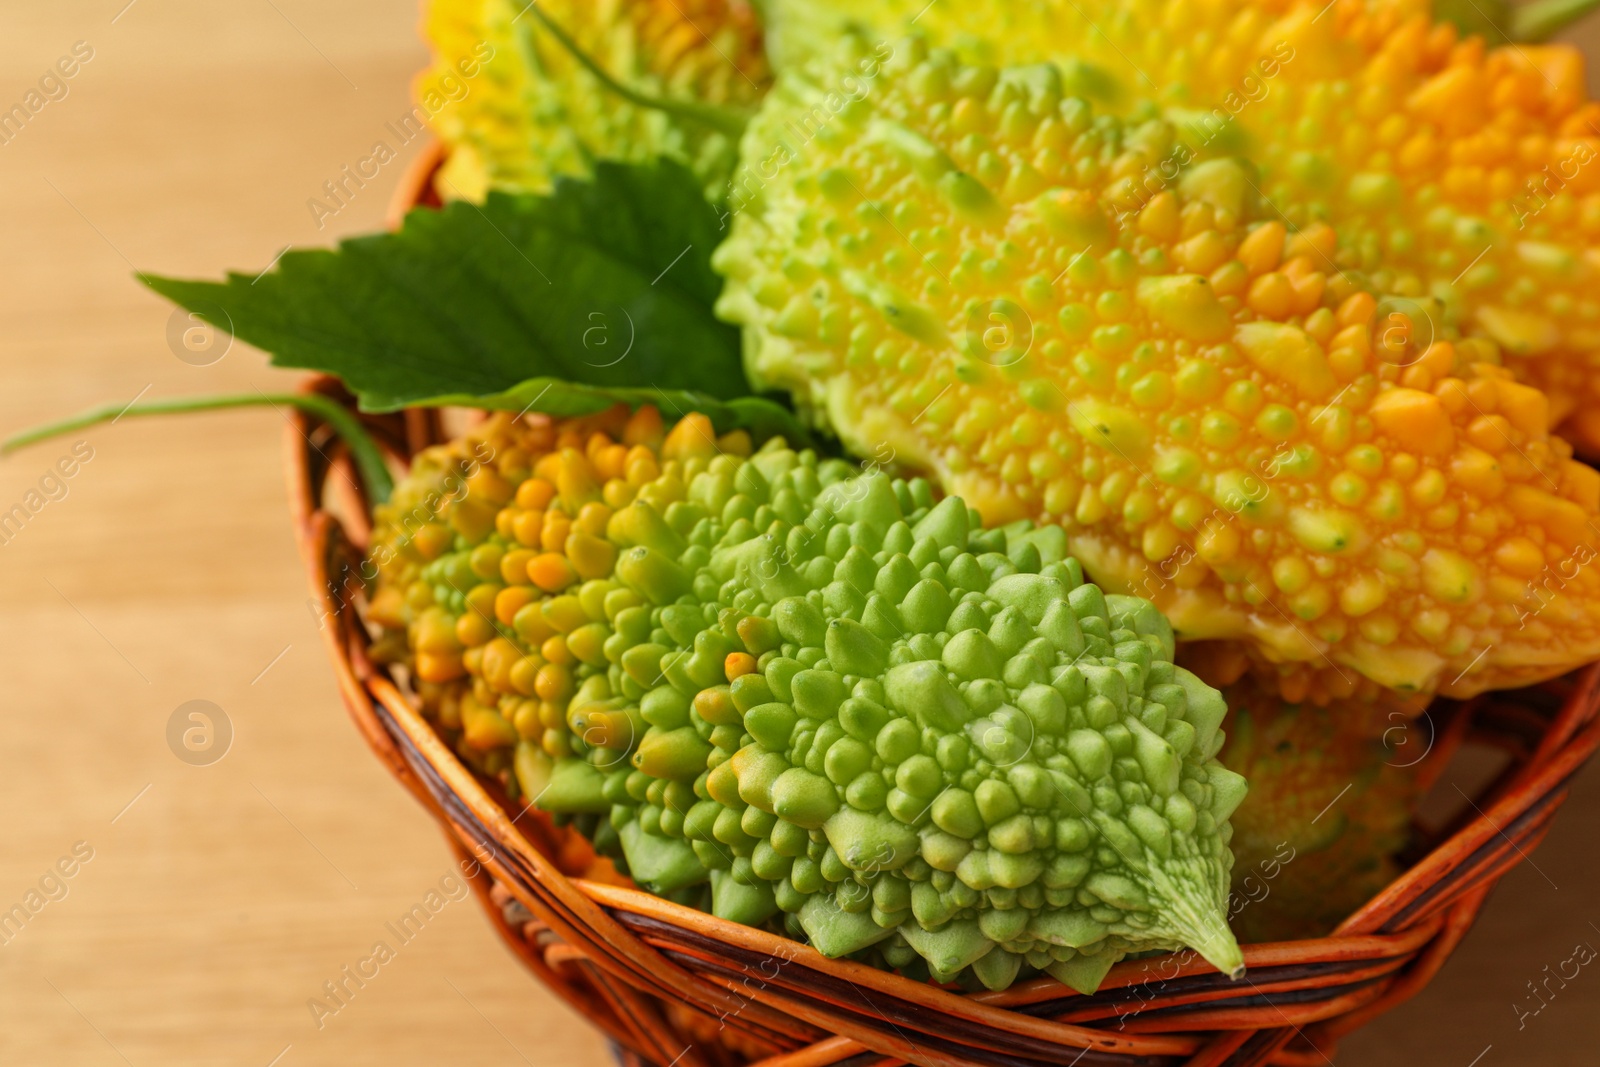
1196,932,1246,982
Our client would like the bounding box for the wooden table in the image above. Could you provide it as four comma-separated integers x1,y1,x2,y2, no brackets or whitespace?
0,3,1595,1064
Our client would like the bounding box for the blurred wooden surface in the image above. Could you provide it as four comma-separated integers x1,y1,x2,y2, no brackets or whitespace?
0,2,1596,1065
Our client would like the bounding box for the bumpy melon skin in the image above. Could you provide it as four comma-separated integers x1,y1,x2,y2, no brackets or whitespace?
712,36,1600,701
418,0,770,199
1216,673,1423,943
366,407,1246,991
760,0,1600,451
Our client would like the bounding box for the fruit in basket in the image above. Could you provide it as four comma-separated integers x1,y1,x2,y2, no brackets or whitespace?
418,0,770,200
755,0,1600,449
365,406,1248,992
1216,673,1424,943
712,36,1600,701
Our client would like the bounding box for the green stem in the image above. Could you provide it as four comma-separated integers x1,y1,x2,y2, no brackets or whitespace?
523,4,751,140
2,392,396,503
1513,0,1600,40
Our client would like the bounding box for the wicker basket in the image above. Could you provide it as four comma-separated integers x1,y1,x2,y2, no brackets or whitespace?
280,143,1600,1067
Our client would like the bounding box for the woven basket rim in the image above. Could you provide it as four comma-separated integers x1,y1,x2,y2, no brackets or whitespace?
271,145,1600,1066
282,380,1600,1066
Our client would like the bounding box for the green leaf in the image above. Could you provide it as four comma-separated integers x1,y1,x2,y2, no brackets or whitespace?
1434,0,1600,42
139,159,748,414
416,378,813,445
